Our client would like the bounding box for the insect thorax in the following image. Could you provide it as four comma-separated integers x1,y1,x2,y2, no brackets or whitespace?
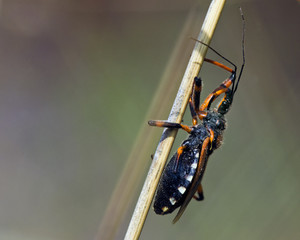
204,111,226,132
187,111,226,150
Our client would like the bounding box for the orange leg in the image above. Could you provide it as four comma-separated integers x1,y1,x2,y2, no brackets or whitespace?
195,58,236,117
199,75,234,115
204,58,234,73
148,120,192,133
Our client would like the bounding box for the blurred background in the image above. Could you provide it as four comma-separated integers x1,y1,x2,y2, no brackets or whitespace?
0,0,299,239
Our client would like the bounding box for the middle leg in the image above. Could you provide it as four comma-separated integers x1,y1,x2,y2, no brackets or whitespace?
148,120,192,133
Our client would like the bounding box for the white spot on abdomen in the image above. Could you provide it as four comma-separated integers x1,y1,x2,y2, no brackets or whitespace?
185,175,193,182
191,163,197,169
169,197,176,205
162,206,169,212
178,186,186,194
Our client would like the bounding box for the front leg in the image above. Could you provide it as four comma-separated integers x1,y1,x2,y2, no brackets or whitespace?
199,73,235,114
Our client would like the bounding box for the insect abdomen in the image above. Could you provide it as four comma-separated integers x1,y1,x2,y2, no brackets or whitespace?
153,148,200,215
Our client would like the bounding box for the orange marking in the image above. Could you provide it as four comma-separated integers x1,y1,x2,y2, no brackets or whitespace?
156,121,165,127
224,78,232,87
194,85,202,91
198,111,207,120
209,129,214,150
214,88,227,96
177,146,185,156
193,184,204,201
199,78,233,111
217,94,227,109
198,184,203,193
189,98,198,126
148,120,170,128
174,146,186,172
215,135,223,149
180,124,192,133
192,119,198,126
204,58,233,73
199,95,214,111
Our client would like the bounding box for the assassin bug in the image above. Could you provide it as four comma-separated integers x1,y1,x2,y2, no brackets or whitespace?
148,11,245,223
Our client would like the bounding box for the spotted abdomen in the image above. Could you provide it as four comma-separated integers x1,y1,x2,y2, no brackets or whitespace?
153,148,200,215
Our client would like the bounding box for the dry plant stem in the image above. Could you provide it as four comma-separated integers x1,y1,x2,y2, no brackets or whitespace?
96,8,202,240
124,0,226,239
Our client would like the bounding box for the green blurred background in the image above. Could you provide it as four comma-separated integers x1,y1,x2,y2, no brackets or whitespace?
0,0,299,239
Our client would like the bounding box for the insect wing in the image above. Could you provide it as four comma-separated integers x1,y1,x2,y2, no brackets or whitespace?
154,147,199,215
172,137,210,223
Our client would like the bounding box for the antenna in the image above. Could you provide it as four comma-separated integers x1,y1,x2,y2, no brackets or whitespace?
233,7,246,94
190,37,237,72
191,7,246,96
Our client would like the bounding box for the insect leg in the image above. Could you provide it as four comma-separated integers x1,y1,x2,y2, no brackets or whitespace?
148,120,192,133
193,183,204,201
190,77,202,125
198,73,235,115
204,58,234,73
189,98,198,126
189,77,208,123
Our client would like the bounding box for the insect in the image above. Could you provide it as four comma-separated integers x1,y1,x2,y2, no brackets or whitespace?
148,11,245,223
